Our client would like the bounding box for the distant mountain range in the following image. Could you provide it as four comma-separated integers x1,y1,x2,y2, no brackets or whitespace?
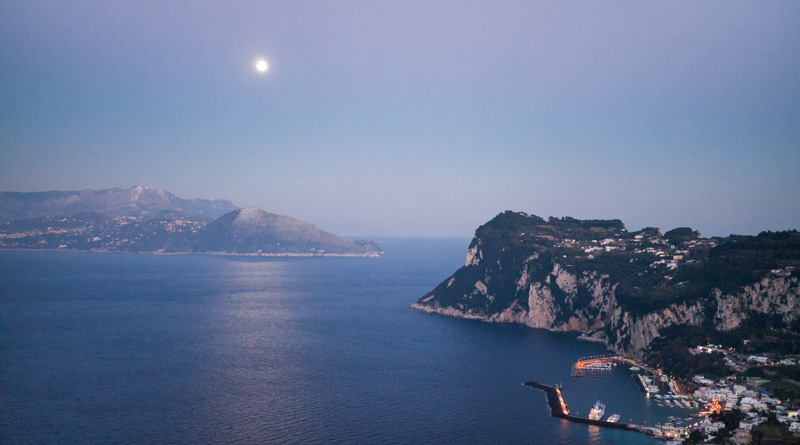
193,207,380,255
0,186,381,256
0,186,238,223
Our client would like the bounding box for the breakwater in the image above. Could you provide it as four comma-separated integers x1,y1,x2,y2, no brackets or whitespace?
524,381,638,432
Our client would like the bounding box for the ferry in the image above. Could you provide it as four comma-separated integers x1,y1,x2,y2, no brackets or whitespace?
588,401,606,420
607,414,620,423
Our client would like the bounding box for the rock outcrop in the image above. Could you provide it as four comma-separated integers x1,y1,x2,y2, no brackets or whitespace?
413,211,800,359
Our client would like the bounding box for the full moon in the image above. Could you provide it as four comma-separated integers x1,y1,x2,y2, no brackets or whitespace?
255,60,268,73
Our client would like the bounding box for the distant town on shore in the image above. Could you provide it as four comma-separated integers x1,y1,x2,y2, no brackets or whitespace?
0,186,381,256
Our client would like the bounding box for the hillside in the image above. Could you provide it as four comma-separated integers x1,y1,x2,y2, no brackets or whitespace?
193,207,381,255
0,186,238,223
412,211,800,360
0,188,381,256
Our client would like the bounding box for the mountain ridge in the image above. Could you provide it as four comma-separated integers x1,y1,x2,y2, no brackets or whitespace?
193,207,381,255
0,186,239,223
0,187,381,256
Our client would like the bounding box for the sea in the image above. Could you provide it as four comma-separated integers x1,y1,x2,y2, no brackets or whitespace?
0,238,686,444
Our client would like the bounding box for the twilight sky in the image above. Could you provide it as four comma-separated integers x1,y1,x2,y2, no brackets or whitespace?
2,1,798,237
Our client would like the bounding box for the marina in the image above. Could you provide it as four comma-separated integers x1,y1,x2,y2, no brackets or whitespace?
525,381,693,441
563,354,717,440
524,381,638,432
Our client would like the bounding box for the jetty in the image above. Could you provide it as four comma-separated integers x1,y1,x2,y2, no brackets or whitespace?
524,381,643,432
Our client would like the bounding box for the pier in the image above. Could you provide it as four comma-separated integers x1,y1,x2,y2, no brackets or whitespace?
524,381,643,432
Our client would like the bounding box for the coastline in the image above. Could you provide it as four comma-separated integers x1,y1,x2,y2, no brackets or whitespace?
0,248,382,258
410,303,486,320
410,303,596,336
576,333,606,343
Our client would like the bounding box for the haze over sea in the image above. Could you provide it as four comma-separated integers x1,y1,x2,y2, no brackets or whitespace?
2,239,689,443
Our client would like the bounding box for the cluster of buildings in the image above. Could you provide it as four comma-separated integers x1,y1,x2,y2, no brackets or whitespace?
688,373,799,443
642,373,797,442
622,344,800,442
636,342,799,443
551,228,719,276
0,214,206,250
692,375,783,412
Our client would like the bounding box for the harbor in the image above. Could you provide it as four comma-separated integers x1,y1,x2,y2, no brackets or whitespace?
524,381,641,432
525,380,700,441
572,355,693,399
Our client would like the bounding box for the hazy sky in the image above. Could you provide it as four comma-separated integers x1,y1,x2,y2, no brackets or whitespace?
2,1,798,237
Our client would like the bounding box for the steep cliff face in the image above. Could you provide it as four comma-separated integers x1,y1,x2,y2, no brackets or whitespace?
412,211,800,359
713,277,800,331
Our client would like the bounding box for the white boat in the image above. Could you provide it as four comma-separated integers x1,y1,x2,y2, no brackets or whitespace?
629,366,640,371
607,414,620,423
588,401,605,420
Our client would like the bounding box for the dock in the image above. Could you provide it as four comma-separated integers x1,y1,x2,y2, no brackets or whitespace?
524,381,641,432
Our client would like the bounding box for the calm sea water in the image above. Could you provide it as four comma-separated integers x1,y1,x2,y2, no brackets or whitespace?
0,239,675,444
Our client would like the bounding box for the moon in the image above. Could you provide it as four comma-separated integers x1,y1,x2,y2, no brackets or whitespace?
255,59,268,73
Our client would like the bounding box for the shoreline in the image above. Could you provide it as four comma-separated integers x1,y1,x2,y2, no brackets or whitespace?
0,248,382,258
410,303,603,340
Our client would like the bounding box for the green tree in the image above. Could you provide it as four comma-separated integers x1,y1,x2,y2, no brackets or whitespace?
683,429,705,444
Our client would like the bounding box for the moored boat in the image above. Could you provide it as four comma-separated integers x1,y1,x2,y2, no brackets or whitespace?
607,414,620,423
588,401,605,420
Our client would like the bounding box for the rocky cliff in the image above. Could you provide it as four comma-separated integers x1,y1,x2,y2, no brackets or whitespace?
413,211,800,359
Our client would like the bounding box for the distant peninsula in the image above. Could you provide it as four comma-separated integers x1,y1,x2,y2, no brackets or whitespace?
413,211,799,375
0,186,381,257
